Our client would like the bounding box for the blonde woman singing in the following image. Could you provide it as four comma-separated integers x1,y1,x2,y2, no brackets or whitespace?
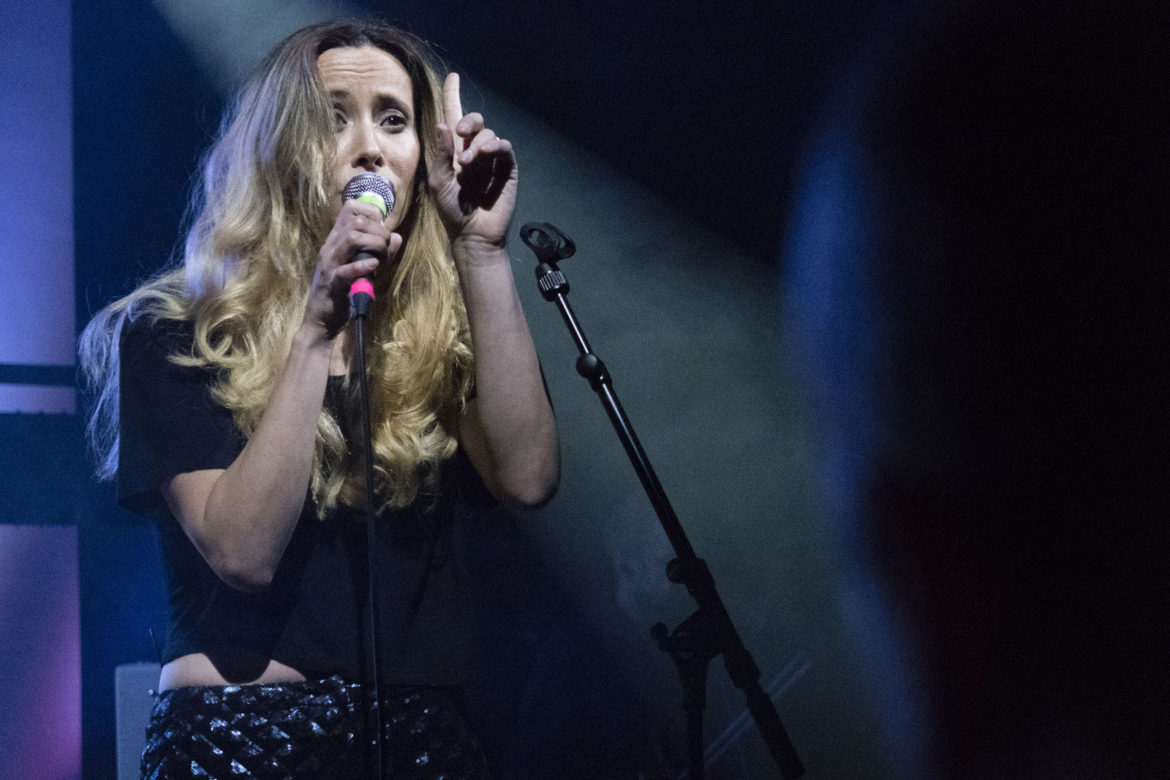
81,19,558,778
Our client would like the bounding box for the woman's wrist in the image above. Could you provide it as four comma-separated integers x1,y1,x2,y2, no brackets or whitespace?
451,235,510,268
292,321,338,358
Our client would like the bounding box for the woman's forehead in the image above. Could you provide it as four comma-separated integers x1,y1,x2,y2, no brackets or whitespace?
318,46,412,98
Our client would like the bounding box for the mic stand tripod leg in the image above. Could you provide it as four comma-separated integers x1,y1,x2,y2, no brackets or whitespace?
653,609,719,780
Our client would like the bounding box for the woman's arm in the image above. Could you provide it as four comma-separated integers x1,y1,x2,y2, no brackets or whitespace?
161,329,332,592
454,243,560,507
162,205,398,592
430,74,560,507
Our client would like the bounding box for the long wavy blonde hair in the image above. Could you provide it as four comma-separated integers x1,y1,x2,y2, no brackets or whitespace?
79,20,474,515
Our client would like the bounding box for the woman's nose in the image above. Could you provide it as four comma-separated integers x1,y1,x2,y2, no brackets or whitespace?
349,121,383,170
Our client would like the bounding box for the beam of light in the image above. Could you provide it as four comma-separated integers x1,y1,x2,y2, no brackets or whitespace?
152,0,355,91
0,0,75,413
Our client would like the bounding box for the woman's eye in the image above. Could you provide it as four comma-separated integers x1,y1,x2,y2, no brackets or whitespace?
331,110,347,130
381,113,406,129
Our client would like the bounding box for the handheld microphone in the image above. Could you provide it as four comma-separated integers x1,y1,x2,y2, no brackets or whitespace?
342,172,396,315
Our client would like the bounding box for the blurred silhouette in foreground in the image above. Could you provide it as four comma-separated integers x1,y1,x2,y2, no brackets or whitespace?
785,1,1170,776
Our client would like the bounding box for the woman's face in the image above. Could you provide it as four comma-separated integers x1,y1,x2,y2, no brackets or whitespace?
318,45,421,229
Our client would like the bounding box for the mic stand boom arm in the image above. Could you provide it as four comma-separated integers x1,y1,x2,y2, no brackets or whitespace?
519,223,804,780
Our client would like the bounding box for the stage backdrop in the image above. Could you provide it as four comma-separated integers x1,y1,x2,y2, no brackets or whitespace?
4,0,896,777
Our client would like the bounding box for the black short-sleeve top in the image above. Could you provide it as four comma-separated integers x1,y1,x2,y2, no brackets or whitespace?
117,317,493,685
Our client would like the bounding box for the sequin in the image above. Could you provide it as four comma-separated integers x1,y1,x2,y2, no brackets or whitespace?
140,676,489,778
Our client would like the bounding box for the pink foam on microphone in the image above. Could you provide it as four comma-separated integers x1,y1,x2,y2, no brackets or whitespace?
349,278,375,300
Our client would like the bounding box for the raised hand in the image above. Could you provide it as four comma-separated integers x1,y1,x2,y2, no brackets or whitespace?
428,73,518,249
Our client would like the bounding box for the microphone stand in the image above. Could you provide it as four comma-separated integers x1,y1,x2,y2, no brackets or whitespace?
519,223,804,780
351,284,384,780
342,174,394,779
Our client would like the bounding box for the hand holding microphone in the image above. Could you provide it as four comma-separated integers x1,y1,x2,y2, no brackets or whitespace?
305,172,397,337
341,172,396,317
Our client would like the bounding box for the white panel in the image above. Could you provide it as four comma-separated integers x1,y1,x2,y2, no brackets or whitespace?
0,384,76,414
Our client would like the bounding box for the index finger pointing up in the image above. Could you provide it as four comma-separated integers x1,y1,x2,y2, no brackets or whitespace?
443,72,463,129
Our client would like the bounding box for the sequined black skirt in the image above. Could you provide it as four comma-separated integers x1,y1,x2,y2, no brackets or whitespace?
141,676,489,779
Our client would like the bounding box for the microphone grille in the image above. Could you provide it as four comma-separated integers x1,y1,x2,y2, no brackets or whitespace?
341,173,396,216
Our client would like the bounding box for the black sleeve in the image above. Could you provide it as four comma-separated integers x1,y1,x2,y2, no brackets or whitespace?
117,318,244,515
